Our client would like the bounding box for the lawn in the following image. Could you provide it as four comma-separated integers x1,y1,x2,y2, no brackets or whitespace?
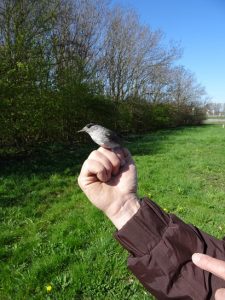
1,125,225,299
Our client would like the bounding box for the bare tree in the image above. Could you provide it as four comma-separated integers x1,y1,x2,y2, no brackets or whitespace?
52,0,108,85
167,66,207,106
101,6,180,101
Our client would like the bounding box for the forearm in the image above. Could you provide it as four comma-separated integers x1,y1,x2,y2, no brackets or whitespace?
115,198,225,300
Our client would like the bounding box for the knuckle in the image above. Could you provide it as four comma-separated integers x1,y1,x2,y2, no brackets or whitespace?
112,156,120,167
77,175,83,187
88,150,98,159
98,164,105,173
105,160,112,171
83,158,90,168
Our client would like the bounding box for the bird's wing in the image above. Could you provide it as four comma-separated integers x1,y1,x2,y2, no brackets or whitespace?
105,130,122,144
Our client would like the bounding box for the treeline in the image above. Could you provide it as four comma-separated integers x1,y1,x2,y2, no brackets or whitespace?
0,0,207,148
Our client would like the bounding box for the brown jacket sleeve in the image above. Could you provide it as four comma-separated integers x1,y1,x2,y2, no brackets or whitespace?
115,198,225,300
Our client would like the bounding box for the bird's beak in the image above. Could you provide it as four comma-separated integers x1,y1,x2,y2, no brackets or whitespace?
77,128,84,133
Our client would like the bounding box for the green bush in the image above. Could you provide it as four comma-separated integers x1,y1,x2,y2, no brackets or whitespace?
0,66,206,149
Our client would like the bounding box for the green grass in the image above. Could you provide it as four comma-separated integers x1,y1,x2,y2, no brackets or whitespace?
1,125,225,299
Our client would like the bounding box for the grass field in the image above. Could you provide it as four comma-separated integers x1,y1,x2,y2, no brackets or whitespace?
1,125,225,299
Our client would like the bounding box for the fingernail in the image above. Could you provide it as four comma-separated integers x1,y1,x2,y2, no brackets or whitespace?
192,253,202,263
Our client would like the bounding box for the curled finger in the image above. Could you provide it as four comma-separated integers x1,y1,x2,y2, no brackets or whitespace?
88,150,112,180
98,147,122,175
79,159,108,186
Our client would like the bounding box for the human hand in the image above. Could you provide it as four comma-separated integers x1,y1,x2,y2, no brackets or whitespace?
78,147,140,229
192,253,225,300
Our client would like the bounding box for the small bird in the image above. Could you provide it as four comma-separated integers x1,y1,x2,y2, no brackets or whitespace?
77,123,122,149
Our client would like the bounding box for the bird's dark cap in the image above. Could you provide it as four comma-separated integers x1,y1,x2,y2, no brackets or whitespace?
77,123,95,132
86,123,95,128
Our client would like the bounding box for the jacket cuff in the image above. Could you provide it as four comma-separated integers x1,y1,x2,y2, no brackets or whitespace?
114,198,170,257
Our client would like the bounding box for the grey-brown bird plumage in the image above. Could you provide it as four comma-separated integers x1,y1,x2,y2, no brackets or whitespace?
78,123,122,149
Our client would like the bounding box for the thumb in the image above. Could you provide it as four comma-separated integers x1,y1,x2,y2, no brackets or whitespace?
192,253,225,280
215,289,225,300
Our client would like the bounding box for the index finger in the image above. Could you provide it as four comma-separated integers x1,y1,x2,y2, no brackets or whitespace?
192,253,225,280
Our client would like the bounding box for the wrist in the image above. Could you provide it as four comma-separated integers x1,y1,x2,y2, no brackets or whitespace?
107,195,140,230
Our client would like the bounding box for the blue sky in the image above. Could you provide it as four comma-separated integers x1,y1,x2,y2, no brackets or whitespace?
111,0,225,103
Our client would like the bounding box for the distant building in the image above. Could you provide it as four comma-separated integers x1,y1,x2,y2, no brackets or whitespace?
205,103,225,116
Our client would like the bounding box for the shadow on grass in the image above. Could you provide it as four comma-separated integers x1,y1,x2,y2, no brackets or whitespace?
0,125,208,178
0,125,210,208
0,143,95,208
